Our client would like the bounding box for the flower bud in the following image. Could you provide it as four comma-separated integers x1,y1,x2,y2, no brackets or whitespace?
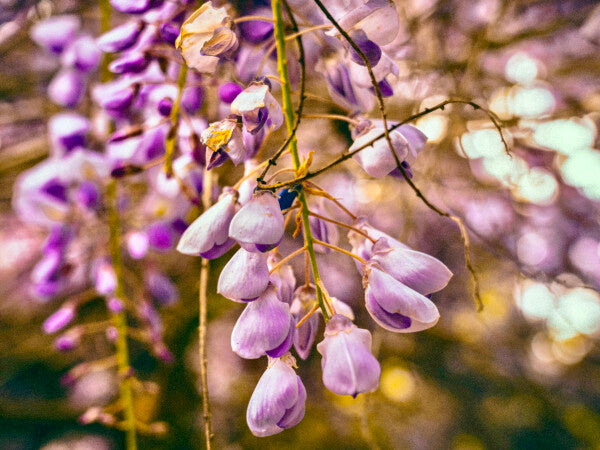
147,221,173,251
43,304,76,334
217,248,270,301
246,356,306,436
108,52,149,74
291,286,319,360
231,285,294,359
317,314,380,397
229,191,284,252
145,270,179,306
218,82,243,104
348,30,382,67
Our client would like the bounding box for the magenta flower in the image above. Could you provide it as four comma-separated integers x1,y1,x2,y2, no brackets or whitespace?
317,314,380,397
246,355,306,436
369,237,452,296
229,191,284,252
177,188,238,258
363,263,440,333
231,285,294,359
217,248,270,301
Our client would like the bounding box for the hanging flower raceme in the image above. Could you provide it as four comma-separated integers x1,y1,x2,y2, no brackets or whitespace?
230,284,294,359
177,187,239,258
230,79,284,135
246,355,306,437
317,314,380,397
176,1,239,73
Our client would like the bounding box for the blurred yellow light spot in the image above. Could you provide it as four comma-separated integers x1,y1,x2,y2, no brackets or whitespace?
563,405,600,446
513,167,558,205
451,433,485,450
416,115,447,143
534,118,596,155
505,52,539,85
551,335,592,365
531,332,555,364
489,87,513,120
452,309,485,343
380,366,415,403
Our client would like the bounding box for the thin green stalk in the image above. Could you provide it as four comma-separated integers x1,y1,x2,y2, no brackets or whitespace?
199,171,213,449
107,180,137,450
164,65,188,177
272,0,329,320
99,0,112,82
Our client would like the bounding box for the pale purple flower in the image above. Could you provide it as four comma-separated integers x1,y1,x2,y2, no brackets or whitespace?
230,81,284,135
348,30,381,67
76,181,99,209
126,231,149,259
95,262,117,295
350,126,410,178
231,285,294,359
109,52,149,74
317,314,381,397
145,270,179,306
363,262,440,333
238,8,273,43
229,191,284,252
106,297,124,314
246,355,306,436
30,15,80,54
110,0,153,14
177,187,238,258
176,2,236,73
97,21,144,53
217,248,270,301
291,285,319,360
369,238,452,296
48,113,90,154
61,35,101,72
43,304,76,334
201,118,246,166
48,70,85,108
92,81,136,112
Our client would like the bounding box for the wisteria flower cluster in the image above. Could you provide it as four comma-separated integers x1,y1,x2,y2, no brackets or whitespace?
14,0,600,447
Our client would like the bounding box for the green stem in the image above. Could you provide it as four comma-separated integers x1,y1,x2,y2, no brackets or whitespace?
164,65,188,177
99,0,112,82
107,180,138,450
199,171,213,449
272,0,329,320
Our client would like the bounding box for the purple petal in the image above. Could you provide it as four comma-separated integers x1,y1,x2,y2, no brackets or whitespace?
231,285,292,359
217,248,269,301
229,191,284,250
